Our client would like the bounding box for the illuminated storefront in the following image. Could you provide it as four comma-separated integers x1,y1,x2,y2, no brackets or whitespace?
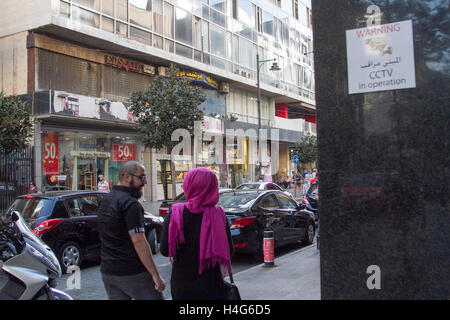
41,129,140,191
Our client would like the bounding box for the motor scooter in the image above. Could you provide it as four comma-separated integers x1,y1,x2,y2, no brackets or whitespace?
0,211,72,300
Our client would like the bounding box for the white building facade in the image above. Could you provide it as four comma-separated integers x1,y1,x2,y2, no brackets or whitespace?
0,0,316,200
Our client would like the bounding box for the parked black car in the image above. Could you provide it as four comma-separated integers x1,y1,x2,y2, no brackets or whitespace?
3,191,163,271
217,190,316,260
302,182,319,222
235,182,283,191
158,188,233,218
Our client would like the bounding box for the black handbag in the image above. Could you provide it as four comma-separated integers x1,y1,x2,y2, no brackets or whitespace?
223,273,241,300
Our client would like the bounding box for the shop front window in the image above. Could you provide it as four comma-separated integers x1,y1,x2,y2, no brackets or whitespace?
41,130,139,192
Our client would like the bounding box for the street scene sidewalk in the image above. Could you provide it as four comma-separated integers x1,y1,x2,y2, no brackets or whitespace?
231,244,321,300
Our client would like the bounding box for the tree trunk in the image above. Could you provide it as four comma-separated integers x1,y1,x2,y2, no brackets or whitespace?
170,160,177,200
160,160,168,200
168,146,177,200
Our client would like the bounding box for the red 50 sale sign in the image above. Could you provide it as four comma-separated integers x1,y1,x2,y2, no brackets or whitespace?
112,143,137,162
43,132,59,174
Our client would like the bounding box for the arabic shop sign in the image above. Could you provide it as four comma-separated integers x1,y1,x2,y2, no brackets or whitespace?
176,70,219,90
346,20,416,94
105,55,155,75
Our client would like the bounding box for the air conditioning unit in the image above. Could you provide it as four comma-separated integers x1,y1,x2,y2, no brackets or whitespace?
219,82,229,93
157,66,168,77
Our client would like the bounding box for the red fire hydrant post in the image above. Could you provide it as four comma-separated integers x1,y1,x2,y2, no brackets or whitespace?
263,230,276,267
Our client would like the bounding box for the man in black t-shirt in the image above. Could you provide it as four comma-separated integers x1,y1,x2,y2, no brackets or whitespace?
98,161,165,300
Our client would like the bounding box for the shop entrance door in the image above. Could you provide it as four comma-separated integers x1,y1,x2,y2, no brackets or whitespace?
70,151,111,190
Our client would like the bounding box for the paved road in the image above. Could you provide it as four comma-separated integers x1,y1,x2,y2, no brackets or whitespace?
55,241,308,300
0,241,308,300
55,252,262,300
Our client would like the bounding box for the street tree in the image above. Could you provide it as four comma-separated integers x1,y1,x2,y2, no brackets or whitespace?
0,92,33,193
129,65,206,200
292,133,318,174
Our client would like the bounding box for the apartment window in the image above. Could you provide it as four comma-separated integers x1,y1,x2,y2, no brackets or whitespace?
116,21,128,36
164,2,174,38
175,8,193,46
130,26,151,45
211,8,226,28
306,7,312,28
116,0,128,21
175,43,193,59
153,34,163,49
73,0,101,11
194,17,202,50
202,20,210,52
101,0,114,16
239,37,253,69
130,0,152,30
237,0,255,27
164,39,174,52
102,16,114,32
262,11,273,36
72,6,100,28
153,0,163,34
210,0,227,13
202,4,210,20
281,22,289,45
233,34,239,63
210,24,231,60
293,0,299,20
274,17,282,43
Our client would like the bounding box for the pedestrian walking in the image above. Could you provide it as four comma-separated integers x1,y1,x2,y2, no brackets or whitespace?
97,161,165,300
97,174,110,192
160,167,234,300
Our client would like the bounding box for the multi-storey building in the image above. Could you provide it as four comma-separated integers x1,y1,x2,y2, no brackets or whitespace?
0,0,315,200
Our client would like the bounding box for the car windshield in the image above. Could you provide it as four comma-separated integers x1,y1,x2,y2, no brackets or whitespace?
6,197,54,221
236,184,260,190
217,192,258,208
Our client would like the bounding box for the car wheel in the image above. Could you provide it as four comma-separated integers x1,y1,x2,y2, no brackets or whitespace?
59,241,83,273
304,223,315,245
147,228,159,254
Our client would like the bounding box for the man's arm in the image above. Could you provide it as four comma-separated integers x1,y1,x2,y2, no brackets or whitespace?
130,232,166,293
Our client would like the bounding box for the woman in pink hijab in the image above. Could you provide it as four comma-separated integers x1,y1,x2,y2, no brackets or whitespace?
160,167,234,300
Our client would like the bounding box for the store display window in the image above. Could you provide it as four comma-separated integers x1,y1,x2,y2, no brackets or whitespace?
41,130,139,191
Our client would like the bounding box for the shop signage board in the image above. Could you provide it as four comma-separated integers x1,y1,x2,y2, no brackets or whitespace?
176,70,219,90
346,20,416,94
112,143,137,162
42,132,59,175
104,55,155,75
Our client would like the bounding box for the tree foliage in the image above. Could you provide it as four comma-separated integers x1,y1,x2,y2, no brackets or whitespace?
293,133,318,170
129,65,206,199
0,92,33,154
129,65,206,151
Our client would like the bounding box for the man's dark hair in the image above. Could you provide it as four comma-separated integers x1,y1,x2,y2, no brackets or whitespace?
118,161,143,182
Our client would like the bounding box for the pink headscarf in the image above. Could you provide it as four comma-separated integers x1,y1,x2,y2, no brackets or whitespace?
168,168,232,277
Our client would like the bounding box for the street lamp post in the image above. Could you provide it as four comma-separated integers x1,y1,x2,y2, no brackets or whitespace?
256,53,281,181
